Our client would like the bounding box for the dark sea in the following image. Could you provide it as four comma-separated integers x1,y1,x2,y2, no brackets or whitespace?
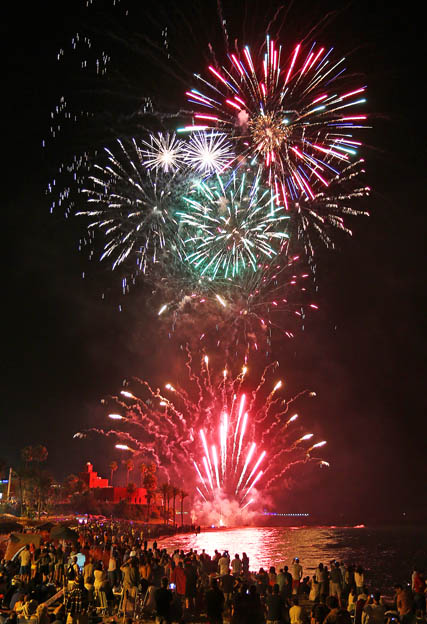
159,525,427,593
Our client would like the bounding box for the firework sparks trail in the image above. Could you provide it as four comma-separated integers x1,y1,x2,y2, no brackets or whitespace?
240,470,264,503
235,441,256,493
263,455,329,489
231,393,246,465
212,445,221,488
202,456,214,491
200,429,213,477
196,486,208,502
193,460,209,494
78,353,327,506
260,388,316,444
220,411,228,478
236,412,248,471
241,497,255,511
242,450,266,490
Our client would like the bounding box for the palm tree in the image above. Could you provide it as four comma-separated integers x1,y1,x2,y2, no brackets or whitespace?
32,445,48,464
171,486,180,526
179,490,189,527
12,466,26,516
139,463,145,488
34,470,53,518
21,445,48,466
21,446,34,466
159,483,170,524
167,485,174,523
145,489,154,522
124,459,134,485
142,466,157,522
18,447,49,515
109,461,118,486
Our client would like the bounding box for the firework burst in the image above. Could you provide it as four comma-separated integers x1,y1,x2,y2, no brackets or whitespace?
77,353,327,509
141,132,187,173
154,253,317,355
78,138,187,277
178,167,289,279
186,37,369,209
291,159,370,257
183,131,234,174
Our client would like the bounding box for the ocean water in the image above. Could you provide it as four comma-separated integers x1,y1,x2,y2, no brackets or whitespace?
159,525,427,592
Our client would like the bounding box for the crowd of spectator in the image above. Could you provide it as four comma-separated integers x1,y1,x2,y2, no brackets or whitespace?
0,520,425,624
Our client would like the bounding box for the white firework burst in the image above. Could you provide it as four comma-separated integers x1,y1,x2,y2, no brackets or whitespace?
78,138,185,276
141,132,186,173
184,131,234,174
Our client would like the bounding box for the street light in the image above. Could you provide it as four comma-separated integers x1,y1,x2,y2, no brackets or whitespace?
109,414,124,420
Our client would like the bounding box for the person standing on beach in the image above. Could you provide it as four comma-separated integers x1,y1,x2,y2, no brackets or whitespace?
205,577,225,624
330,562,343,606
395,584,414,624
220,569,236,611
218,552,230,576
170,560,186,602
413,569,426,613
290,596,304,624
354,568,364,595
290,558,303,595
242,553,249,576
266,584,284,624
362,592,385,624
312,597,330,624
231,554,242,577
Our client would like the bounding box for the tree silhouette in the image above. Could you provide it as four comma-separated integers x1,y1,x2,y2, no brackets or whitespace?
124,459,134,485
33,470,53,518
64,474,86,497
18,446,49,516
142,464,157,522
109,461,118,486
21,445,48,467
159,483,170,524
179,490,189,527
171,486,180,526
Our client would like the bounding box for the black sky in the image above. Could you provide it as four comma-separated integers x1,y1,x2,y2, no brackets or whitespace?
2,0,425,522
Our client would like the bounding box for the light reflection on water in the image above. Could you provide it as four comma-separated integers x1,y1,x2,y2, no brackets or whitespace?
159,526,427,592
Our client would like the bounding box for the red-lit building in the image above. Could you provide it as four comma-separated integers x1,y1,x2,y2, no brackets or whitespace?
80,462,109,489
79,462,149,505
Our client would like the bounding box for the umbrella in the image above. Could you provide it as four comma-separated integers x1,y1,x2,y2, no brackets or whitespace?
5,532,41,561
49,525,78,542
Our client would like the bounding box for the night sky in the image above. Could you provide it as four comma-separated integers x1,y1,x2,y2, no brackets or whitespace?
3,1,425,522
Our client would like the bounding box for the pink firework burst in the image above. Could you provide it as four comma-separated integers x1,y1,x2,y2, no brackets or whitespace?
79,351,328,510
186,37,368,205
